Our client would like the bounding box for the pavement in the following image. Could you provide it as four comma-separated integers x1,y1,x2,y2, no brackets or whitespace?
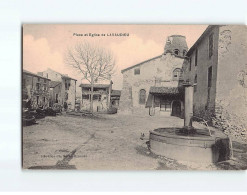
22,113,247,170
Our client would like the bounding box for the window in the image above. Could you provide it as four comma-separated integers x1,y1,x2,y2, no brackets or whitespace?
36,83,40,90
93,95,101,101
208,66,212,88
174,49,179,55
183,50,187,56
209,34,213,58
82,95,89,100
55,94,58,103
43,84,47,91
173,68,182,81
134,68,140,75
195,49,198,66
189,57,192,71
194,75,197,92
160,100,171,111
139,89,146,104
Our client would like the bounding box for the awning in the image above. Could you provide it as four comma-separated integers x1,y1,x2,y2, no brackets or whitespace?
149,86,182,95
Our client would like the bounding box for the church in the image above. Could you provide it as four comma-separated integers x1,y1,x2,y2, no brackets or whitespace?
119,35,188,117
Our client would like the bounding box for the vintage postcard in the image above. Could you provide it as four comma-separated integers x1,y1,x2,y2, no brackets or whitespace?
22,24,247,170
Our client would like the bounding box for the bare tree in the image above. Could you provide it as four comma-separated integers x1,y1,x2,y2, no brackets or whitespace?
64,42,116,112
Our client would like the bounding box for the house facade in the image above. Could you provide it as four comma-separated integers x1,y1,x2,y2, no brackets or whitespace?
79,82,112,112
49,81,62,106
22,70,50,109
119,35,188,117
39,68,77,110
182,25,247,139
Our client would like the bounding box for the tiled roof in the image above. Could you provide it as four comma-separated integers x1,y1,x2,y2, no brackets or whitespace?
149,86,180,94
111,90,121,96
79,83,111,88
23,70,51,80
50,81,61,88
46,68,77,81
61,74,77,81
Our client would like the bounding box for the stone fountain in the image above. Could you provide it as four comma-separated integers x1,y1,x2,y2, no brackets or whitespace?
149,82,232,163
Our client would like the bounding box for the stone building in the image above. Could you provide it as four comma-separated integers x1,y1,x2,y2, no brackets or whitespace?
22,70,50,109
49,81,62,106
39,68,77,110
182,25,247,140
119,35,188,117
80,82,112,112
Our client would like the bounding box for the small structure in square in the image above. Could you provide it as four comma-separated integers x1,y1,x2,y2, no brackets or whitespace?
110,90,121,108
79,82,113,112
39,68,77,110
22,69,50,109
119,35,188,117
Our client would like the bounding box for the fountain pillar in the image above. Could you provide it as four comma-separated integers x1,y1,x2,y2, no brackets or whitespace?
181,82,196,134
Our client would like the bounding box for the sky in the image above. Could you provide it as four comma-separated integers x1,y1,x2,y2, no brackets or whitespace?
23,24,207,92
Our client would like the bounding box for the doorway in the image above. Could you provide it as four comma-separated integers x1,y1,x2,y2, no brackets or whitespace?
172,101,181,117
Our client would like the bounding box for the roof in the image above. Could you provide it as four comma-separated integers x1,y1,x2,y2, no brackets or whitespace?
46,68,77,81
61,74,77,81
111,90,121,96
186,25,218,56
121,55,162,73
79,83,111,89
50,81,61,88
149,86,180,95
164,34,188,55
23,70,51,80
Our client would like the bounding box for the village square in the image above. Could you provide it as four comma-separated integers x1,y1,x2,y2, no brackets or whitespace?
22,25,247,170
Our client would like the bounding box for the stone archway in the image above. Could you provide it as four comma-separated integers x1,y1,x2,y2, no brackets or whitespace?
172,100,181,117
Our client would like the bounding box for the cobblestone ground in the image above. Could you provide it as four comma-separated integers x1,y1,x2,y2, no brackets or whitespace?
22,114,247,170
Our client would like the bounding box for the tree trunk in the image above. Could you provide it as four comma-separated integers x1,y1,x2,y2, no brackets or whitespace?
90,82,94,113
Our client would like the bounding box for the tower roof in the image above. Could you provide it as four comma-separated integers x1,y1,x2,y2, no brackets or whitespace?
164,35,188,57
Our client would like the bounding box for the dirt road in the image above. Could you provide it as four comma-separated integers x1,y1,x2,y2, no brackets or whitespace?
22,114,247,170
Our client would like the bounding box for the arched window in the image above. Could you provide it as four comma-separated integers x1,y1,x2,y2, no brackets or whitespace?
173,68,182,81
174,49,179,55
183,50,187,56
139,89,146,104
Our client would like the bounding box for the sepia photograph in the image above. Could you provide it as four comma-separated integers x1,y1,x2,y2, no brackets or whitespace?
22,24,247,170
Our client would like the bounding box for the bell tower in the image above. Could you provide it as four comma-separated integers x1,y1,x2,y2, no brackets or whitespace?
164,35,188,57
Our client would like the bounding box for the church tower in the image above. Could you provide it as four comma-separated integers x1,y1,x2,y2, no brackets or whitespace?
164,35,188,57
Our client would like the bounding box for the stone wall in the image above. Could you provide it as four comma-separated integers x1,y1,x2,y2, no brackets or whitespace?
182,26,220,122
119,53,185,115
214,25,247,141
42,69,76,110
23,73,50,109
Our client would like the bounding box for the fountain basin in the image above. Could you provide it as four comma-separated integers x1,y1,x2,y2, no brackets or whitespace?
149,128,231,163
